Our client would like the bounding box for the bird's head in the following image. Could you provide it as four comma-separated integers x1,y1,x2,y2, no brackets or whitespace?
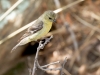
43,10,57,22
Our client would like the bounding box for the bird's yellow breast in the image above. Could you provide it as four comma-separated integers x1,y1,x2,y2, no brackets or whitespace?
29,20,52,41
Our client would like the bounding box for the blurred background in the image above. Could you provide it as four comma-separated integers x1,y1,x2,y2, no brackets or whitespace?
0,0,100,75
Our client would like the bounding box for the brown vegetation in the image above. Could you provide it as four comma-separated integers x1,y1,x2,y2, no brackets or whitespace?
0,0,100,75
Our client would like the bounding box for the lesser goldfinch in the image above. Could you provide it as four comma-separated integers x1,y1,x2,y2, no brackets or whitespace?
11,10,56,52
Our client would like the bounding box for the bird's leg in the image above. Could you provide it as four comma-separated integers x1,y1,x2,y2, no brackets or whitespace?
40,35,53,41
44,35,53,43
39,35,53,49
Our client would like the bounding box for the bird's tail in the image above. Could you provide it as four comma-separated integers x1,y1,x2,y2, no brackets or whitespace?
11,43,20,53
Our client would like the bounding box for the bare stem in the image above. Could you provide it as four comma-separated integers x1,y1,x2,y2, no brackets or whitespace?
31,36,53,75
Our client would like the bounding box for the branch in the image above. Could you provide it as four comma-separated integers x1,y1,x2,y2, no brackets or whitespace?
0,0,24,22
31,35,54,75
60,57,67,75
30,35,69,75
41,61,60,68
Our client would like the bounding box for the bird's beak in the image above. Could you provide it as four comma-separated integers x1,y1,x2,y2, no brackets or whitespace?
53,19,56,22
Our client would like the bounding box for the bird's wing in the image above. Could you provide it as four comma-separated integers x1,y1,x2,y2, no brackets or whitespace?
19,20,43,41
11,20,43,52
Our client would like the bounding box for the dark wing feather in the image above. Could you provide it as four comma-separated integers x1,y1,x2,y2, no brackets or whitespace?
19,20,43,41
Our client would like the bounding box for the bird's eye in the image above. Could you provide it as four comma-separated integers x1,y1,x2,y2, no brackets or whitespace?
49,17,52,20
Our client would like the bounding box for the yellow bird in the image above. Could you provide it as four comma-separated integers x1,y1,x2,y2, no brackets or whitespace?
11,10,56,52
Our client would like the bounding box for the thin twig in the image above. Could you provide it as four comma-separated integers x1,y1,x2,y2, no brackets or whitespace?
72,14,100,33
0,0,24,22
31,35,69,75
64,22,79,53
54,0,84,14
63,69,72,75
60,57,68,75
37,60,61,71
31,36,53,75
79,30,95,52
0,20,36,44
88,61,100,69
31,41,44,75
41,61,60,68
